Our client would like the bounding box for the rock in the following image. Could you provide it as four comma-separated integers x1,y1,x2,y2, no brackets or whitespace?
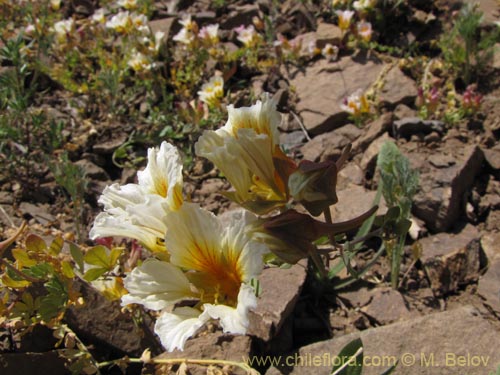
483,146,500,171
352,113,393,154
328,184,386,224
494,43,500,70
393,104,417,120
486,209,500,231
360,132,391,173
248,262,308,342
300,123,363,162
337,163,364,188
92,133,127,155
74,159,110,181
279,130,307,152
19,202,55,225
0,191,13,205
338,286,374,308
150,332,252,375
481,232,500,262
361,287,414,325
287,54,384,135
412,143,484,232
220,4,260,29
392,117,445,140
420,224,481,296
462,0,500,26
64,280,160,357
267,305,500,375
379,66,417,108
149,17,175,41
478,258,500,315
298,22,342,55
0,351,67,375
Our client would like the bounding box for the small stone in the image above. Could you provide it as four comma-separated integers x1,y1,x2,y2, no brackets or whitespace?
392,117,445,140
279,131,307,151
393,103,417,120
379,66,418,108
352,113,393,154
360,132,391,173
478,258,500,315
420,224,481,296
19,202,55,226
481,232,500,262
361,287,413,325
300,129,351,162
328,184,386,223
74,159,110,181
248,261,308,342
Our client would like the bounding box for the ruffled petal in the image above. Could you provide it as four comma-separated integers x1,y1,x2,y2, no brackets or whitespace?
122,259,194,310
201,284,257,334
154,307,208,351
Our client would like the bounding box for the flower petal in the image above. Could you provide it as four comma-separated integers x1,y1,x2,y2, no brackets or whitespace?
122,259,194,310
201,284,257,334
137,141,183,210
154,307,208,352
164,202,222,272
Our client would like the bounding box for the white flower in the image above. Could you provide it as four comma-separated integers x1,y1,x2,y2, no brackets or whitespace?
198,24,219,44
117,0,137,10
195,94,295,214
90,142,183,253
53,19,74,43
173,28,195,45
340,89,370,115
357,21,372,41
128,51,151,72
235,24,260,47
121,204,267,351
336,10,355,31
353,0,376,11
106,11,132,33
321,43,339,61
197,76,224,107
50,0,61,10
132,13,149,34
92,8,107,24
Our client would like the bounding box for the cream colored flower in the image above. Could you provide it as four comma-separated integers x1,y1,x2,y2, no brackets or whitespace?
353,0,376,11
195,94,296,214
92,8,107,24
173,15,197,45
235,24,260,47
53,19,74,43
336,10,355,31
90,142,183,253
340,89,370,116
198,24,219,44
106,11,133,33
117,0,137,10
128,51,151,72
121,204,267,351
321,43,339,61
197,76,224,107
50,0,61,11
357,21,372,42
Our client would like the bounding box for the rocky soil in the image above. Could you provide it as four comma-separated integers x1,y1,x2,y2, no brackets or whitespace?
1,0,500,374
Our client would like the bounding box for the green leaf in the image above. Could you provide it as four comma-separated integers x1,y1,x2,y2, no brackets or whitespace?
331,338,364,375
109,248,122,267
25,234,47,253
84,246,110,268
25,262,53,279
83,267,107,282
69,242,85,272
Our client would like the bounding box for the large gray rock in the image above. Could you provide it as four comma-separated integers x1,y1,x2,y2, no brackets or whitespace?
420,224,481,296
287,54,384,135
411,142,484,232
267,305,500,375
